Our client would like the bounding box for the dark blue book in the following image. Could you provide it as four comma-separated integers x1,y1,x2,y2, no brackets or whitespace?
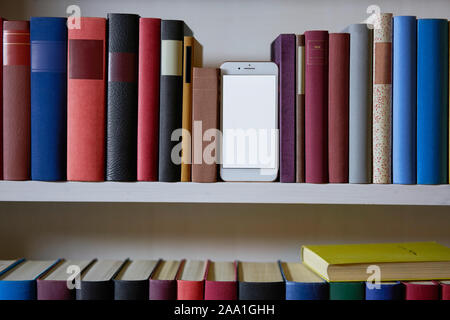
0,260,59,300
365,281,404,300
30,17,67,181
392,16,417,184
417,19,449,184
279,261,328,300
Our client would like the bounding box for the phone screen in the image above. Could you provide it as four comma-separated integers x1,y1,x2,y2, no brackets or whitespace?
222,75,277,169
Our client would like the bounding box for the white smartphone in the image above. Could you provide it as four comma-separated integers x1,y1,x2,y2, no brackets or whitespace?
220,61,279,181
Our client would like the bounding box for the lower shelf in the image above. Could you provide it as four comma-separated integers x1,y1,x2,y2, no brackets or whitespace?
0,181,449,205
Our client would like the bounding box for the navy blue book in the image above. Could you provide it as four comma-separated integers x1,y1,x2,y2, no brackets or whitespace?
417,19,449,184
392,16,417,184
30,17,68,181
279,261,328,300
365,282,404,300
0,260,59,300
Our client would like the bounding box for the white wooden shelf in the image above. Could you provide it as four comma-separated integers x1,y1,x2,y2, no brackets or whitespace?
0,181,449,205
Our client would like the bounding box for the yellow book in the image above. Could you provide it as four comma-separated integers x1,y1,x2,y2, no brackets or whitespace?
301,241,450,282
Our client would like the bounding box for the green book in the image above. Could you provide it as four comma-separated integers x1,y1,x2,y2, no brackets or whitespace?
329,282,365,300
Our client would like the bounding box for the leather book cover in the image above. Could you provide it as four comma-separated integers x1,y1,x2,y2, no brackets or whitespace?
271,34,296,183
329,282,365,300
149,260,183,300
296,34,305,183
177,260,208,300
373,13,393,184
137,18,161,181
365,281,404,300
191,67,219,183
3,20,31,180
328,33,349,183
204,261,237,300
67,17,106,181
106,13,139,181
238,262,285,300
30,17,67,181
441,281,450,300
305,30,329,183
0,17,3,180
159,20,184,182
403,281,440,300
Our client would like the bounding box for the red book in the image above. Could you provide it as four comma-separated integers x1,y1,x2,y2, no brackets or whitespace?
441,281,450,300
177,260,208,300
204,261,237,300
328,33,350,183
0,17,3,180
3,20,31,180
305,30,328,183
67,18,106,181
137,18,161,181
403,281,440,300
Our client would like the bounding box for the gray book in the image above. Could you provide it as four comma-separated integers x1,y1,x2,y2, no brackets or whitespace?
343,24,373,183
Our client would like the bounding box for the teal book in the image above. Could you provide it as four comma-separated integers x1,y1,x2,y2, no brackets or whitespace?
329,282,365,300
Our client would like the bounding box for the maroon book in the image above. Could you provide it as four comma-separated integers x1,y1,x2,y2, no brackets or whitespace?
403,281,440,300
305,30,328,183
328,33,350,183
3,20,31,180
149,260,183,300
204,261,237,300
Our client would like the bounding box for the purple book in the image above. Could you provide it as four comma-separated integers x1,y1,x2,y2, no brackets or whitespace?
149,260,183,300
271,34,296,183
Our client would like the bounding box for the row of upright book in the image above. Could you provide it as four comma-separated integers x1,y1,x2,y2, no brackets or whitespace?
274,14,450,184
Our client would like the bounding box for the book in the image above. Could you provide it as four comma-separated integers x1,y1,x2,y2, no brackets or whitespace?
137,18,161,181
191,67,220,182
296,34,305,183
365,281,404,300
441,281,450,300
403,281,440,300
302,242,450,282
372,13,393,184
113,259,159,300
159,20,184,182
328,33,350,183
392,16,417,184
76,259,125,300
37,259,93,300
0,17,3,180
329,282,365,300
30,17,67,181
417,19,449,184
238,262,285,300
177,260,207,300
205,261,237,300
271,34,296,183
149,260,182,300
3,20,31,180
0,260,59,300
305,30,329,183
106,13,139,181
343,24,373,184
67,17,106,181
279,261,328,300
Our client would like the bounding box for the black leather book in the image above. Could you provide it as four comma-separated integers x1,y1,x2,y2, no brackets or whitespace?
113,260,160,300
238,262,286,300
159,20,184,182
106,13,139,181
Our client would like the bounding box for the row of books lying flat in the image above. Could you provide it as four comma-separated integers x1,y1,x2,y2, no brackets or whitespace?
0,259,449,301
1,241,450,300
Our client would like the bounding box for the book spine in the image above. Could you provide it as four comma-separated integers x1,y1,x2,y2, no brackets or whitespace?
296,35,305,183
67,18,106,181
417,19,449,184
204,281,237,300
392,16,417,184
191,67,219,182
328,33,350,183
329,282,365,300
30,17,67,181
0,280,36,300
271,34,296,183
442,283,450,300
114,279,149,300
239,282,285,300
305,30,329,183
404,282,440,300
177,280,204,300
149,279,177,300
37,280,74,300
106,13,139,181
137,18,161,181
365,282,404,300
3,20,31,180
373,13,393,184
0,18,3,180
345,24,373,184
76,281,114,300
285,281,329,300
159,20,184,182
181,36,194,182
